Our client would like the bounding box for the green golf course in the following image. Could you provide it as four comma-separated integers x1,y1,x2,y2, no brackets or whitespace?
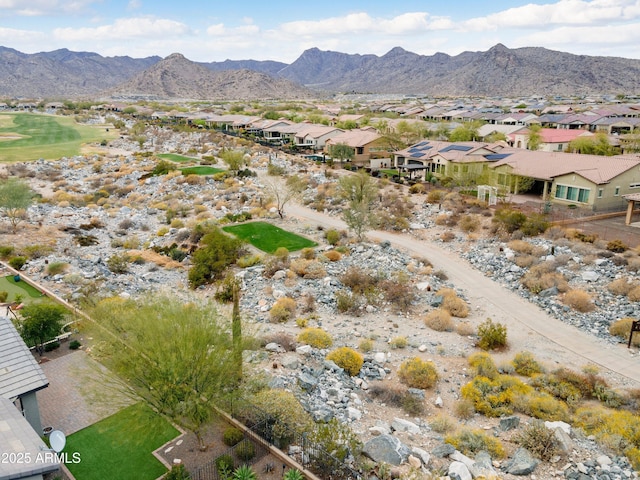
0,113,117,162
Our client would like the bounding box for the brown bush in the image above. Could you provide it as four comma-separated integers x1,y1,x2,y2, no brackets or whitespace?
515,254,537,268
508,239,534,254
521,263,567,294
424,308,454,331
323,250,342,261
340,266,379,295
459,215,481,233
440,231,456,242
269,297,297,323
607,278,635,296
456,321,476,336
609,317,640,346
629,286,640,302
562,289,595,313
439,291,469,318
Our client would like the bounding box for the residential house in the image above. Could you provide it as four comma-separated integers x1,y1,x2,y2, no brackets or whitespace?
394,140,640,211
0,315,49,434
293,124,343,152
490,151,640,211
324,129,383,166
509,127,594,151
0,396,60,480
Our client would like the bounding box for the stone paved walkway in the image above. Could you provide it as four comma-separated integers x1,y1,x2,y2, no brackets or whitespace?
38,350,131,435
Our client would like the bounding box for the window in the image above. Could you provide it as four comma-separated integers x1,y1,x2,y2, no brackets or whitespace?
630,183,640,189
453,166,459,173
615,186,620,196
598,189,603,198
555,184,590,203
462,165,469,173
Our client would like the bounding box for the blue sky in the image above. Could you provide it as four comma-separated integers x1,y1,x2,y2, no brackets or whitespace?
1,0,639,62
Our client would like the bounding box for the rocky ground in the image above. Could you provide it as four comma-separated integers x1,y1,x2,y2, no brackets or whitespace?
5,128,640,479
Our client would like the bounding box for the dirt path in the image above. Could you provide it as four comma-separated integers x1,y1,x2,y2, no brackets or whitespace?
286,202,640,388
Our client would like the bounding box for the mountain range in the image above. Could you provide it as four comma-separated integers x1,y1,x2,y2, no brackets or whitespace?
1,44,639,100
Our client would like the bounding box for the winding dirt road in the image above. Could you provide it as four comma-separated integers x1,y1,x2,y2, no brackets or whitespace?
286,202,640,387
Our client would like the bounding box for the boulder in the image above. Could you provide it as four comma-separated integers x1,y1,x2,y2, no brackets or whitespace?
448,461,472,480
391,418,420,434
470,451,497,478
411,447,430,467
362,434,410,465
431,443,456,458
297,372,318,391
503,448,539,475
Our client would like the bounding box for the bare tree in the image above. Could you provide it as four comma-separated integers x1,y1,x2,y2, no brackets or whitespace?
264,175,305,218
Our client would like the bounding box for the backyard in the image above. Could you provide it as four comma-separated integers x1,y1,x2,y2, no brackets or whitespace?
64,402,179,480
0,274,52,305
222,221,317,253
157,153,199,163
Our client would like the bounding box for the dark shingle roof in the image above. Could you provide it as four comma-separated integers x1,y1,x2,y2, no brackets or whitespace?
0,316,49,400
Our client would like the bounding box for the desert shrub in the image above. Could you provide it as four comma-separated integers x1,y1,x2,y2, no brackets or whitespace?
237,254,261,268
607,239,628,253
249,389,312,442
215,454,234,475
223,427,244,446
427,190,445,203
398,357,438,389
429,414,457,434
270,297,296,323
235,440,255,461
424,308,454,331
445,428,506,459
608,278,635,296
263,332,296,352
436,288,469,318
440,231,456,243
459,214,480,233
0,245,14,258
477,318,507,350
521,263,568,294
189,227,244,288
297,327,333,348
455,399,476,420
325,229,340,246
326,347,364,376
512,351,545,376
359,338,374,352
456,321,476,336
562,289,594,312
609,317,640,346
461,375,531,417
513,392,570,421
530,372,583,407
164,464,189,480
46,262,69,275
335,290,362,314
521,214,549,236
627,257,640,272
0,291,7,302
69,340,81,350
468,352,499,380
507,239,533,254
389,336,408,349
553,367,609,400
340,266,379,295
9,256,27,270
629,286,640,302
20,245,52,259
493,207,527,233
514,254,537,268
367,384,424,415
106,253,131,274
380,274,416,313
514,421,560,461
323,250,342,261
300,247,315,260
409,183,425,194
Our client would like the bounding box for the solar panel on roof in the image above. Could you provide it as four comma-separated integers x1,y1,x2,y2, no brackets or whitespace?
440,145,473,152
416,141,430,147
485,154,511,161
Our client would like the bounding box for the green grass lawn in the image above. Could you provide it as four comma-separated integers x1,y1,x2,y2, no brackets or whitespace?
0,113,117,162
223,221,317,253
180,166,225,175
0,275,51,304
64,403,179,480
157,153,199,163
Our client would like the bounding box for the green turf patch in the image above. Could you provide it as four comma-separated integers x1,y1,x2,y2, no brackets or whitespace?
223,221,317,253
64,403,179,480
157,153,198,163
0,275,52,304
180,166,225,175
0,113,117,162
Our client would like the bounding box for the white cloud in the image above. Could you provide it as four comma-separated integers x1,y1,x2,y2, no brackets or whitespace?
54,17,192,42
0,0,98,16
463,0,640,31
206,23,259,37
0,26,47,43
